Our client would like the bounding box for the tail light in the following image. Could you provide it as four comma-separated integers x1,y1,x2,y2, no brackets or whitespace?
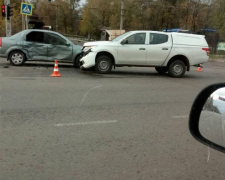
202,48,209,56
0,38,2,47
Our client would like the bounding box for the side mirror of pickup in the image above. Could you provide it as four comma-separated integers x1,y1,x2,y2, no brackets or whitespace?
121,39,128,45
189,83,225,153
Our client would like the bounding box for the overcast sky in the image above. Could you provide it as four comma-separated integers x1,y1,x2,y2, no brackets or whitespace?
79,0,86,6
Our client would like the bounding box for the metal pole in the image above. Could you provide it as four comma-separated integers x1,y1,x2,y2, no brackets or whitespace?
22,0,25,30
50,4,58,32
4,0,11,37
120,0,124,30
25,15,28,29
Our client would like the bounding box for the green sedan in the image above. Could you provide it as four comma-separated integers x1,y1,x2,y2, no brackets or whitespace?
0,29,82,67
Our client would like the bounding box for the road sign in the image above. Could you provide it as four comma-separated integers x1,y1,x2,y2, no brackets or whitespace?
21,2,33,16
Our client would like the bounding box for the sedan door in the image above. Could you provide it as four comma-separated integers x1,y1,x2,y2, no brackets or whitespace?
117,33,147,65
146,33,172,66
23,31,48,60
45,32,73,61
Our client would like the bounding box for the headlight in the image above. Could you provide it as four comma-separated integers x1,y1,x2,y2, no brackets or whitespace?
82,46,93,52
83,48,92,56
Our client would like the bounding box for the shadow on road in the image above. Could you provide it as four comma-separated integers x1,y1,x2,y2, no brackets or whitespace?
0,62,75,69
0,61,201,79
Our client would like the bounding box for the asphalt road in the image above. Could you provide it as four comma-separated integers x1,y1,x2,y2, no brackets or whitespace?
0,58,225,180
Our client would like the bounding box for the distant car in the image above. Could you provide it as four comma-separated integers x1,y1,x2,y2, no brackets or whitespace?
0,29,82,67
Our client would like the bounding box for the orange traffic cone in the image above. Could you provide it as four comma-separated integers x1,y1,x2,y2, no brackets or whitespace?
197,66,202,72
51,60,61,77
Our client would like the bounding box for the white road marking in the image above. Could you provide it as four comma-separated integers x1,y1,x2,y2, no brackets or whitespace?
79,85,102,107
207,146,210,162
172,115,189,119
55,120,118,127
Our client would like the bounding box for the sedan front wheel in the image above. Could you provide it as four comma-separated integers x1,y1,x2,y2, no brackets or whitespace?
9,51,26,66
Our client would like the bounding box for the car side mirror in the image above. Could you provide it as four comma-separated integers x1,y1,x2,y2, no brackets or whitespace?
189,83,225,153
66,43,71,47
121,39,128,45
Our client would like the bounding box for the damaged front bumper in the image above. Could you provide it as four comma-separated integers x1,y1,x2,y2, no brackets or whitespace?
80,52,96,69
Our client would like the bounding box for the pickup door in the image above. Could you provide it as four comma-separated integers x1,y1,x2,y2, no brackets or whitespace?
146,33,172,66
117,33,147,65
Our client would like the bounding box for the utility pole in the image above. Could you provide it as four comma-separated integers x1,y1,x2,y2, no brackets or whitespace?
4,0,11,37
22,0,29,30
50,4,58,32
22,0,25,30
120,0,124,30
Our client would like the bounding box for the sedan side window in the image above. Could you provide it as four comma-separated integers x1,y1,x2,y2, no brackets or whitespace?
26,32,44,43
124,33,146,44
45,33,67,46
150,33,168,45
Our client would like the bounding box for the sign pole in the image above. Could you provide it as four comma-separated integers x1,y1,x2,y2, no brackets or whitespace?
22,0,25,30
25,15,28,29
4,0,11,37
21,1,33,29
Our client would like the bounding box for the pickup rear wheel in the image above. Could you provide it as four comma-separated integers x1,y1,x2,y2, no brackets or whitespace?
95,55,112,74
168,60,186,78
155,67,168,74
9,51,26,66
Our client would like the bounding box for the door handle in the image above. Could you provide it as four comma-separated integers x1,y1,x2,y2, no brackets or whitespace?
162,48,168,50
139,48,146,50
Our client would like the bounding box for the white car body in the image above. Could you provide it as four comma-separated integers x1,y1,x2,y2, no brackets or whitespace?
80,31,209,77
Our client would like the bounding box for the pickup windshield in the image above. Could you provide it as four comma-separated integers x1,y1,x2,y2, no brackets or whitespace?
111,31,132,42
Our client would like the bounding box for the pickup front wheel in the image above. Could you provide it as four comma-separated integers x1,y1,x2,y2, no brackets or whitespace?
95,55,112,74
168,60,186,78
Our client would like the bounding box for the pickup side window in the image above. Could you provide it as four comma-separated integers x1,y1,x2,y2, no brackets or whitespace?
149,33,168,45
124,33,146,44
26,31,44,43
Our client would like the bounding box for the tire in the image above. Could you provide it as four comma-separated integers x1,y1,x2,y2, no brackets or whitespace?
95,55,112,74
74,55,82,68
168,60,186,78
9,51,26,66
155,67,168,74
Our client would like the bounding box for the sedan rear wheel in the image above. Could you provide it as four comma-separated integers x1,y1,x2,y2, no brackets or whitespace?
9,51,26,66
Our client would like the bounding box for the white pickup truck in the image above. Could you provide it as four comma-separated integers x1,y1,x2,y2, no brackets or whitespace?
80,31,209,78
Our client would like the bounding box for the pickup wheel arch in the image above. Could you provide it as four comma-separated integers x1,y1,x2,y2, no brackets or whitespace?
96,51,115,66
167,55,190,71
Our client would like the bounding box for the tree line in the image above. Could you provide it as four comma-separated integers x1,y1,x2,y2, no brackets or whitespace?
1,0,225,50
